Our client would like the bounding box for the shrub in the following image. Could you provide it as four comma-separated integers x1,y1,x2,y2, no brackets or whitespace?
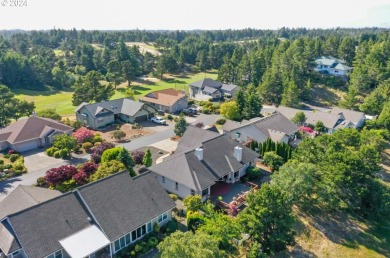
91,142,115,164
111,130,126,141
215,118,226,125
247,166,261,180
59,149,69,158
3,154,10,158
132,151,145,165
8,149,16,155
55,179,77,192
203,107,210,114
94,142,101,147
135,244,142,253
36,176,47,187
169,194,178,201
80,162,98,176
13,162,27,173
173,116,179,122
92,134,103,143
4,164,12,169
72,171,88,185
46,147,55,157
184,195,202,212
82,142,93,151
167,114,173,121
89,160,125,182
72,127,95,143
44,165,78,187
165,220,178,233
101,147,123,163
148,237,159,247
0,165,3,172
0,160,3,165
153,222,160,233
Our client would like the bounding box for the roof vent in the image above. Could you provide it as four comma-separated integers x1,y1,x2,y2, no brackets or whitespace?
87,217,92,222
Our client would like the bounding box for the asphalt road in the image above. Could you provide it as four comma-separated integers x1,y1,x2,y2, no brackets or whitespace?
0,114,220,200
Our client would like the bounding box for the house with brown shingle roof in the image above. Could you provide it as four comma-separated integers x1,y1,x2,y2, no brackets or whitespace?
139,88,188,114
0,116,73,152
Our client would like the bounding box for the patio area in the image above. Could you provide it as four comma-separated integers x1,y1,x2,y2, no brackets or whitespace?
210,181,259,215
210,181,252,204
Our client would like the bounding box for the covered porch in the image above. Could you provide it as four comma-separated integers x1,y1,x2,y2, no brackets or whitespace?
59,225,111,258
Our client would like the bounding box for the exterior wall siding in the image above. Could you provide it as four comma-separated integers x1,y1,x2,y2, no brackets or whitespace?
0,141,10,151
171,99,188,113
154,174,193,199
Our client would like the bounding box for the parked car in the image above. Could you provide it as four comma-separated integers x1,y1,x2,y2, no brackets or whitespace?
151,116,167,125
188,107,197,114
181,109,195,116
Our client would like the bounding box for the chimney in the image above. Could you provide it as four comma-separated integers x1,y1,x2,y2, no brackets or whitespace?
234,146,242,162
195,147,203,160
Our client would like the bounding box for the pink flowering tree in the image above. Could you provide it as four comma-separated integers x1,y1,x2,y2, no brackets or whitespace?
72,127,95,143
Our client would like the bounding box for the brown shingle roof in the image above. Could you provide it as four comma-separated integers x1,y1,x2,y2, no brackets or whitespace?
139,88,186,107
0,116,73,144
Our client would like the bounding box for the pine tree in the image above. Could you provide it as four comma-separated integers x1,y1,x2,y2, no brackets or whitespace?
143,148,153,167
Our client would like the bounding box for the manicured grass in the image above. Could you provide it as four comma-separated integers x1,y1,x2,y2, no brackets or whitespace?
13,71,218,116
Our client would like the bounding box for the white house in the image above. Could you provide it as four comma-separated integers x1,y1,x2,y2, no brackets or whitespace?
189,78,238,101
314,56,352,76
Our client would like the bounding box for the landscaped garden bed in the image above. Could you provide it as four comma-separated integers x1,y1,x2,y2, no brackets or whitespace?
0,150,28,181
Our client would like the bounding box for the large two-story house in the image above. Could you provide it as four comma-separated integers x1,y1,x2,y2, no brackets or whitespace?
0,172,175,258
189,78,238,101
75,98,157,129
149,126,258,202
314,56,352,76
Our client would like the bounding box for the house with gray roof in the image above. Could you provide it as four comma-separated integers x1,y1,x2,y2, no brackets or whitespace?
330,107,365,129
189,78,238,101
75,98,157,129
0,116,73,152
314,56,352,76
0,172,175,258
222,112,298,144
149,127,258,202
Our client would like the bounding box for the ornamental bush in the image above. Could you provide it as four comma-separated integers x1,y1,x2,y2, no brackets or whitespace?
91,142,115,163
9,154,20,162
0,160,4,165
131,151,145,165
59,149,69,158
72,127,95,143
82,142,93,151
44,165,78,187
54,151,61,158
46,147,55,157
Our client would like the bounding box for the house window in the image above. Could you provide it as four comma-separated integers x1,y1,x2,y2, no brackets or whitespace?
234,171,239,178
114,232,132,252
147,221,152,233
47,250,62,258
191,189,195,195
175,182,179,191
162,176,165,183
158,212,168,223
97,118,103,123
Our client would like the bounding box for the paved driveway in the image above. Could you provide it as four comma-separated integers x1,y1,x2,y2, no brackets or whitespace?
23,149,66,172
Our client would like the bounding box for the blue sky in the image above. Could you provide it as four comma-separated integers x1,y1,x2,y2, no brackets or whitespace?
0,0,389,30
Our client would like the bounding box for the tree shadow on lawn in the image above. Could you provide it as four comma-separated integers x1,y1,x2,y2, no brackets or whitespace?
162,78,186,85
130,85,152,94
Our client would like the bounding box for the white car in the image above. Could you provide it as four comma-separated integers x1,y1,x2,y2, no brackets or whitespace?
151,116,166,125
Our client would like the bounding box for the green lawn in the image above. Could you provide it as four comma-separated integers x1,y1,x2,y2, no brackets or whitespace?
13,71,218,116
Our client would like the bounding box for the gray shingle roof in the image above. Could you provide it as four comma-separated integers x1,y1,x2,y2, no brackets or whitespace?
330,107,364,125
251,112,298,136
0,117,73,144
78,171,175,241
150,131,258,190
189,78,222,89
221,84,238,92
75,98,150,118
0,220,21,255
7,192,94,258
0,185,62,219
178,125,220,150
202,86,219,94
221,119,251,132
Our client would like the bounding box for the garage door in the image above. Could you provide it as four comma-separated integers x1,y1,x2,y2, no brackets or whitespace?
14,141,39,152
135,115,148,122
